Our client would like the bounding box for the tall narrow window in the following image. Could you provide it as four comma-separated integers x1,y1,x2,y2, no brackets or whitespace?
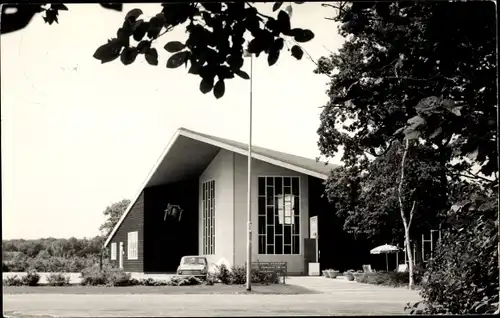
258,176,300,255
202,180,216,255
110,242,117,260
127,231,138,260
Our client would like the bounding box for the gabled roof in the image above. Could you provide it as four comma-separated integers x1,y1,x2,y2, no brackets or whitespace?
104,127,337,247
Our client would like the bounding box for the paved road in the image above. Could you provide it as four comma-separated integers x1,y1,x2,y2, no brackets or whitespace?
3,277,422,317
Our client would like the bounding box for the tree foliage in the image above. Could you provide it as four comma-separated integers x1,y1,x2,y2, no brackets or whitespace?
99,199,131,237
316,1,497,181
407,192,498,314
1,3,315,99
325,141,449,244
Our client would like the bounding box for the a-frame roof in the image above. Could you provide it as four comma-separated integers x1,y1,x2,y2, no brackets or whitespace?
104,127,337,247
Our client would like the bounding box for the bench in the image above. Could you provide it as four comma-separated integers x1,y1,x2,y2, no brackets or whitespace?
248,261,288,284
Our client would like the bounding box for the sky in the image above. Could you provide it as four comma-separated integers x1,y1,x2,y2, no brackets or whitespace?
1,3,346,239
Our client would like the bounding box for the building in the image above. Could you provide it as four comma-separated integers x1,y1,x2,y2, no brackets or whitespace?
104,127,372,275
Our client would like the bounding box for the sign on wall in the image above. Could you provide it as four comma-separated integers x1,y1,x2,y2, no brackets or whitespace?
310,216,318,239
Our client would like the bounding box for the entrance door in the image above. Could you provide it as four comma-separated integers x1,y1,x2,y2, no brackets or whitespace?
303,238,317,274
119,242,124,269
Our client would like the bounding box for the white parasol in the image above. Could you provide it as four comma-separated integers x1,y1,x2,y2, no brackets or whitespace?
370,244,400,272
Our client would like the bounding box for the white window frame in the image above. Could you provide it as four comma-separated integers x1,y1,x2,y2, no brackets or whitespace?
202,179,216,255
127,231,138,260
257,176,301,255
110,242,117,260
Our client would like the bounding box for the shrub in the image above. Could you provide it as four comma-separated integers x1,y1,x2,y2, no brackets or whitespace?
21,271,40,286
2,262,9,272
80,266,108,286
167,275,203,286
344,272,355,281
251,269,281,284
215,264,232,284
406,195,499,315
205,272,217,285
106,269,132,286
137,278,168,286
355,272,409,287
3,275,23,286
230,265,247,284
46,273,71,286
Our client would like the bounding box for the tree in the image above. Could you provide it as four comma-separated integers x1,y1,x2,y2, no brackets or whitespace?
315,0,497,308
1,2,314,99
315,1,497,184
99,199,131,237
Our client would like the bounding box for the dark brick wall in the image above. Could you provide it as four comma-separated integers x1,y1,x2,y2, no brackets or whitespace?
108,192,145,272
143,179,199,273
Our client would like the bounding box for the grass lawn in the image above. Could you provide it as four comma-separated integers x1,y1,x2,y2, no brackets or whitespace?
3,283,318,295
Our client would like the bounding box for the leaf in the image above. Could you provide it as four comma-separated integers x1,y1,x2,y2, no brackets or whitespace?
449,106,462,116
293,29,315,42
137,41,151,54
277,10,291,33
200,78,214,94
235,70,250,80
285,5,293,18
272,2,283,11
164,41,186,53
407,115,425,127
404,127,421,140
145,48,158,66
188,62,202,75
93,39,122,64
429,127,442,139
268,49,280,66
213,80,225,99
120,47,138,65
51,4,68,11
291,45,303,60
125,8,143,21
133,21,149,42
100,4,123,11
166,51,190,68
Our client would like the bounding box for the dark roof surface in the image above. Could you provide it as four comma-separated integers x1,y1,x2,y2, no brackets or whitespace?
179,127,337,178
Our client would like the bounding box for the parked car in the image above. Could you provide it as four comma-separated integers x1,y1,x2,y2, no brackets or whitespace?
176,256,208,278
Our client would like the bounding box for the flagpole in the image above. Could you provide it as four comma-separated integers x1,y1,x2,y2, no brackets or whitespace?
245,52,253,292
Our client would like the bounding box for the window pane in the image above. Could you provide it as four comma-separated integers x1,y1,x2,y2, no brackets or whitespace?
258,216,266,235
258,197,265,215
285,216,292,225
266,195,274,206
266,177,274,186
293,235,300,254
284,177,291,186
275,235,283,254
284,245,291,254
294,216,300,234
284,186,291,195
266,226,274,244
294,197,300,216
275,178,283,195
259,235,265,254
266,207,274,223
267,245,274,254
267,186,274,198
258,177,265,195
284,225,291,239
284,233,291,245
275,217,283,234
292,177,299,195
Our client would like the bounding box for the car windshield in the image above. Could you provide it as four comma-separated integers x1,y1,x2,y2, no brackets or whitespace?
182,257,206,265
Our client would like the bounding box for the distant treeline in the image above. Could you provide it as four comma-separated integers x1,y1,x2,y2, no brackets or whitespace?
2,236,107,272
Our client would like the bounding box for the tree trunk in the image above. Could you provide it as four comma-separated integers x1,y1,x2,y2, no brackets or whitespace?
399,139,416,290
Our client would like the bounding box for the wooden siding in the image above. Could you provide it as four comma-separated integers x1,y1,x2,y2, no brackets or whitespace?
143,179,199,273
108,192,145,272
